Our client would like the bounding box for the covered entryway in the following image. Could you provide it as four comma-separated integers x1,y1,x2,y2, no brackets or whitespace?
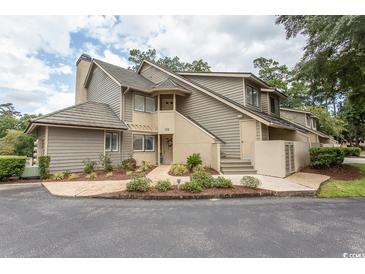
240,119,257,159
160,134,173,164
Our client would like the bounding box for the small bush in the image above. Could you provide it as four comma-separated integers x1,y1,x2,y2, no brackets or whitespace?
105,172,113,178
68,173,80,180
180,181,203,193
341,147,361,157
138,161,152,172
186,153,203,170
191,171,215,189
99,153,113,172
241,176,261,188
53,171,65,181
192,164,206,173
85,172,97,180
156,180,172,192
83,159,97,174
120,158,137,171
170,163,188,176
309,147,344,168
64,170,71,177
126,176,151,192
0,156,26,181
213,176,233,188
38,156,50,179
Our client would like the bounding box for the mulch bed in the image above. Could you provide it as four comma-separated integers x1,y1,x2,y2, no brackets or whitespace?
301,164,363,181
168,167,220,177
2,166,156,184
93,185,274,200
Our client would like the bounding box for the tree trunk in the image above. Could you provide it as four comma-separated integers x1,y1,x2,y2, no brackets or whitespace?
355,127,360,146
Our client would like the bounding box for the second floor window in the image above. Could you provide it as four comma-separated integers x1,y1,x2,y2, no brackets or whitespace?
246,86,259,107
134,94,156,112
270,96,278,114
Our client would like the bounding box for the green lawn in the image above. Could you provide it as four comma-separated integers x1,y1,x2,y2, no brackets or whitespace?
318,164,365,198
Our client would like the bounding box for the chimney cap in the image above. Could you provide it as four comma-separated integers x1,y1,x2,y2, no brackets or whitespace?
76,53,92,65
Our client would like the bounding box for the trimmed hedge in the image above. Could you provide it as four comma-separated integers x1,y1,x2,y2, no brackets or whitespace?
341,147,361,157
39,156,51,179
0,156,26,181
309,147,344,168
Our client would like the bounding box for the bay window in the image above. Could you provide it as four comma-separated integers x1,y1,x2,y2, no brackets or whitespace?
105,132,119,152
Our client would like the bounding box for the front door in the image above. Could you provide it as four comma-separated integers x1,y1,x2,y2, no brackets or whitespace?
240,119,258,159
161,135,173,164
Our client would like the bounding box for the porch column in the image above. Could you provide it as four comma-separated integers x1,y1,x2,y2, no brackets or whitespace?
157,94,160,112
157,134,161,166
173,93,176,111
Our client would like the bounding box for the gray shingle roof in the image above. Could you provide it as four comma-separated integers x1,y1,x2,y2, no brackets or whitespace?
29,101,127,130
93,59,155,90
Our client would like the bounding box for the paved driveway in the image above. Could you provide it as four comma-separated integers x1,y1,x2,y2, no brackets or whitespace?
0,184,364,257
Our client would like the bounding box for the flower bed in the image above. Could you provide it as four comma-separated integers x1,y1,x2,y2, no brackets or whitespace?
93,185,273,200
168,167,219,177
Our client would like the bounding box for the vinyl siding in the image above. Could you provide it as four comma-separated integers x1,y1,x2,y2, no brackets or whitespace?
261,124,269,140
121,131,133,160
139,64,169,84
261,92,269,113
88,67,121,117
124,91,133,122
176,86,242,159
183,76,244,105
47,127,104,172
281,110,306,126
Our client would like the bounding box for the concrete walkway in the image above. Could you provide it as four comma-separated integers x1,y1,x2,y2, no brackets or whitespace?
344,157,365,164
40,164,329,197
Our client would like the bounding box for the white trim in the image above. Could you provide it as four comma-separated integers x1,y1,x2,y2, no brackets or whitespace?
242,77,246,106
45,126,49,156
132,134,145,152
29,123,126,133
140,60,276,128
178,72,251,78
103,130,107,155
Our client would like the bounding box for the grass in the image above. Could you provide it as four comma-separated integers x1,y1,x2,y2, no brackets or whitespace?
318,164,365,198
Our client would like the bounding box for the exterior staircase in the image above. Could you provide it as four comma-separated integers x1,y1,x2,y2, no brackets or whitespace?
220,158,257,175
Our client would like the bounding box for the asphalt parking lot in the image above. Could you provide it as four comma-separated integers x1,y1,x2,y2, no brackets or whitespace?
0,183,364,257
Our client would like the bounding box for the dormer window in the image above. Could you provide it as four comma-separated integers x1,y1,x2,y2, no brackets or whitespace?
246,85,259,107
270,96,279,114
305,114,311,127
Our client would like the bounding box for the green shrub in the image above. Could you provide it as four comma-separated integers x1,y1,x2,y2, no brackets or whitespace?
39,156,50,179
99,153,113,172
120,158,137,171
68,173,80,180
85,172,97,180
0,156,26,181
186,153,203,170
192,164,205,173
126,176,151,192
213,176,233,188
105,172,113,178
191,171,215,189
83,159,97,174
309,147,344,168
341,147,361,157
169,163,188,176
180,181,203,193
241,176,261,188
64,170,71,177
53,172,65,181
156,180,172,192
138,161,152,172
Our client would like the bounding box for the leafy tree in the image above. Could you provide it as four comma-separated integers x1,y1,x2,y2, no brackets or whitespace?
14,134,35,157
128,49,211,72
301,106,345,138
0,114,19,138
339,100,365,146
0,130,24,155
0,103,20,116
276,15,365,106
253,57,310,107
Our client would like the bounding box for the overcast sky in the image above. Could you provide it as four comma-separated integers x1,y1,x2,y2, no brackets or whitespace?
0,15,306,114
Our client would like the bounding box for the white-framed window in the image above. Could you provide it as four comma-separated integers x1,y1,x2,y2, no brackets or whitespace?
134,94,155,112
133,134,155,152
144,135,155,151
146,97,156,112
134,94,145,112
305,115,311,127
246,85,259,107
105,132,119,152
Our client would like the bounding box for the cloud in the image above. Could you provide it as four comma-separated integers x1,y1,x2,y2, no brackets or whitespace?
0,15,307,115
